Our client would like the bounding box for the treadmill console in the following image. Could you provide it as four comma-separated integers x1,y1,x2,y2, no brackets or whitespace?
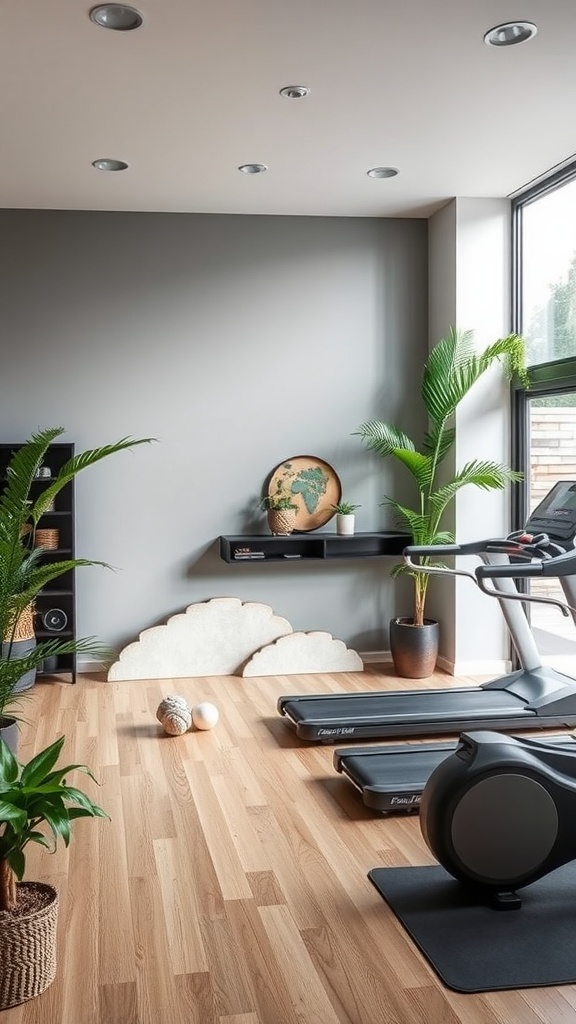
526,481,576,544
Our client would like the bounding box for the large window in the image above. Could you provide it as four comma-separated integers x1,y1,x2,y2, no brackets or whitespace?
520,174,576,366
512,161,576,666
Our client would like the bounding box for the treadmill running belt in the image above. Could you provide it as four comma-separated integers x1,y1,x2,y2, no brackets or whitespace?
283,689,521,723
279,688,537,741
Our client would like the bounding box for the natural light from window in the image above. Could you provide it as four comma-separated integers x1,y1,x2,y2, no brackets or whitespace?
522,176,576,366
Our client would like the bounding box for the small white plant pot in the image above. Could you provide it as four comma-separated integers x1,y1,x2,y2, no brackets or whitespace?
336,513,355,536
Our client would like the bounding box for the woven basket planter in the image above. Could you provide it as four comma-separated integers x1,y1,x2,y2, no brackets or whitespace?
0,882,59,1009
267,509,297,536
4,604,35,642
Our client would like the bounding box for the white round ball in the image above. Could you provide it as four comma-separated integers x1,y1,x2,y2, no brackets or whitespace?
192,701,219,731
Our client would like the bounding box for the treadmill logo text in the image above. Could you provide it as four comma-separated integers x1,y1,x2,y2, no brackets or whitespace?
390,795,421,806
317,727,355,736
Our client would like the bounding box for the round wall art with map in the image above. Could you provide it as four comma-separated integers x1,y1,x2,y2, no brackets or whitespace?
266,455,342,532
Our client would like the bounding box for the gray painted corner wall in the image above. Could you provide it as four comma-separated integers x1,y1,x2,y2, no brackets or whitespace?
0,210,428,661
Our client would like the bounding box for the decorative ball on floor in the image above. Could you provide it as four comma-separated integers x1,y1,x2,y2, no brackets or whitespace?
156,694,192,735
191,701,219,731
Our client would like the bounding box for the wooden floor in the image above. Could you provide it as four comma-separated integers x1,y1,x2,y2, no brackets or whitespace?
4,665,576,1024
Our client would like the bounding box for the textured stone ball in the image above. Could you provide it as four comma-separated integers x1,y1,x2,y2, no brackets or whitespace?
156,695,192,735
191,701,219,731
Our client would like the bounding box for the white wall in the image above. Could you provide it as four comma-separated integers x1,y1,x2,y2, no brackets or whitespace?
428,198,513,674
0,210,429,664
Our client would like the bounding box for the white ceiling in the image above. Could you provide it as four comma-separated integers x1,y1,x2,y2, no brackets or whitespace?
3,0,576,219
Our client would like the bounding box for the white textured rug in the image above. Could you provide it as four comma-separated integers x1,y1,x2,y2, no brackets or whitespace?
107,597,363,680
242,631,363,676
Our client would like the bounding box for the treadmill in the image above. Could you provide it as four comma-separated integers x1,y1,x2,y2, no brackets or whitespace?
278,480,576,742
332,734,576,813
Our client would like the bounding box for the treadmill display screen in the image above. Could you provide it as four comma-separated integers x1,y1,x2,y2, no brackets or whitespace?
533,481,576,519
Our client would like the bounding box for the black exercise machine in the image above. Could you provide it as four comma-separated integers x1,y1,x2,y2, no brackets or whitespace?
419,729,576,909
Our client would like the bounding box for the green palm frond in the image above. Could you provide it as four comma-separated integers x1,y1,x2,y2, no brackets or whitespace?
422,329,529,426
422,425,455,464
382,501,429,540
429,462,523,520
0,429,64,529
421,328,474,424
355,421,416,455
356,423,433,489
28,436,153,526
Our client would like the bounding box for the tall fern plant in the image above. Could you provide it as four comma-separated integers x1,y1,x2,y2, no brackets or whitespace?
0,427,153,723
356,328,529,626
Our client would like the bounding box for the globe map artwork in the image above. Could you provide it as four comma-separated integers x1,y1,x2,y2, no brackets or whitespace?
284,464,327,513
268,456,342,531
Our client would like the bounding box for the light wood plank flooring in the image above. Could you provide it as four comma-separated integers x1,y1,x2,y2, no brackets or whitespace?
4,665,576,1024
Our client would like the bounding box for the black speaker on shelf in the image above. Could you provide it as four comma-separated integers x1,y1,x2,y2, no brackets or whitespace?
41,608,68,632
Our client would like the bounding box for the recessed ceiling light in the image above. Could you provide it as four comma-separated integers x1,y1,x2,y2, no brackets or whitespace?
484,21,537,47
92,158,129,171
279,86,311,99
238,163,268,174
367,167,399,179
89,5,143,30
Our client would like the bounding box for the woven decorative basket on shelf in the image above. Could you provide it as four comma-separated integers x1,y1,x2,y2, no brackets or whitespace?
267,509,297,536
33,528,59,550
0,883,59,1009
4,604,35,642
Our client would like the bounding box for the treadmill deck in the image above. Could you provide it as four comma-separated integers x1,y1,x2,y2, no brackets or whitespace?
278,686,576,741
334,734,576,812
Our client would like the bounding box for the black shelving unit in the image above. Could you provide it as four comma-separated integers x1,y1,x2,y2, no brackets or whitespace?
0,442,76,682
219,531,411,563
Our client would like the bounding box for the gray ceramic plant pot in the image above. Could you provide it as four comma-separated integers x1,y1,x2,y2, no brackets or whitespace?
1,638,37,693
389,617,439,679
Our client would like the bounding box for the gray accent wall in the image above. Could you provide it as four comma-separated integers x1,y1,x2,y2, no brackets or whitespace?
0,210,428,663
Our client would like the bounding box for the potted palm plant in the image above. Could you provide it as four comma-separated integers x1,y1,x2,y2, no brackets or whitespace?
355,327,529,678
0,427,153,744
0,734,107,1007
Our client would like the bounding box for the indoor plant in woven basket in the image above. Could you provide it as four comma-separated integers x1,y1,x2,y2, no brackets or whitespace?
0,733,107,1008
0,426,153,745
260,489,299,535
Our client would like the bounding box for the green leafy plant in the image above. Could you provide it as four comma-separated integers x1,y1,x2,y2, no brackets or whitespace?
0,734,108,910
0,427,154,724
261,459,331,516
331,501,361,515
260,478,299,512
355,328,529,626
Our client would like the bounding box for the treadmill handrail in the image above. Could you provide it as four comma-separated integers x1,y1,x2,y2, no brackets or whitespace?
477,546,576,579
403,554,477,583
475,574,573,616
